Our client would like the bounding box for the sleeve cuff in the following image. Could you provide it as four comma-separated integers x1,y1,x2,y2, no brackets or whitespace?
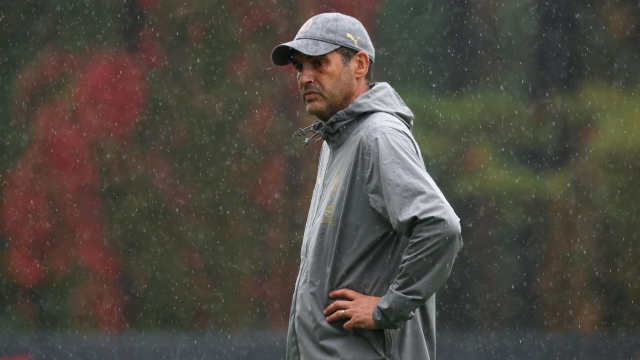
372,287,422,329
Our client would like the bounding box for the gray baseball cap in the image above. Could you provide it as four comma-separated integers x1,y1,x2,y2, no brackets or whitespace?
271,13,375,66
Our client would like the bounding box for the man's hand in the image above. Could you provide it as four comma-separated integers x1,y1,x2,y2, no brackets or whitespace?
324,288,381,333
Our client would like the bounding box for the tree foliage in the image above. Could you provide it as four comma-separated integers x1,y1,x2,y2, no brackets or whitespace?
0,0,639,335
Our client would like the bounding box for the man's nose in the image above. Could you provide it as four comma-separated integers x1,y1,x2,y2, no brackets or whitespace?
298,65,314,86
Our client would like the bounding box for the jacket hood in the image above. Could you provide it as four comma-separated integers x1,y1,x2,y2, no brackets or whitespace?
323,82,414,136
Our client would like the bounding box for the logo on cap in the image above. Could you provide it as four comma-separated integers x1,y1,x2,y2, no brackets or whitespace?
298,19,313,35
346,33,360,48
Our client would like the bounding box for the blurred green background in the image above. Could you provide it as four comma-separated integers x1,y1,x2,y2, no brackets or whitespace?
0,0,638,337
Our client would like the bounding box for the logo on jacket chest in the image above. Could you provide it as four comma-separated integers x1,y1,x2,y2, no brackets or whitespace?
321,204,336,226
319,169,343,227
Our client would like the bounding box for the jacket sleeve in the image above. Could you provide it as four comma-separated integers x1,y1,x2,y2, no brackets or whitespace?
364,130,463,329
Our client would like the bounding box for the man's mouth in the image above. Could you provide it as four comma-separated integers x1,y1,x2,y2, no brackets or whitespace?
303,91,320,102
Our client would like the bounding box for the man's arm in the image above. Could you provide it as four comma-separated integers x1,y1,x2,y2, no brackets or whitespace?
365,130,463,329
324,129,462,331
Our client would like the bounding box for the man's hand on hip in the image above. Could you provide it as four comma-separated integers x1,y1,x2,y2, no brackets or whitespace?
324,288,381,333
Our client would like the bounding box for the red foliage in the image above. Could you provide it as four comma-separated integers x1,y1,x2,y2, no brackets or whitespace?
144,150,173,191
75,52,148,142
238,275,265,301
226,51,251,85
75,278,126,333
75,221,120,281
95,284,127,333
136,27,167,70
52,129,98,195
1,154,51,246
59,195,88,230
167,184,191,208
292,0,380,39
0,354,32,360
48,237,74,279
270,64,301,118
187,21,207,44
264,261,297,328
15,63,41,101
32,101,99,196
15,49,79,101
230,0,275,37
6,246,45,288
180,246,203,270
241,101,277,149
249,153,288,212
41,49,79,82
32,101,73,142
463,146,488,171
138,0,160,11
326,0,380,31
1,0,180,330
2,146,52,288
2,90,125,321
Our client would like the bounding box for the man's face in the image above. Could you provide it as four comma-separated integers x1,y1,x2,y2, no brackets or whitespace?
292,51,356,121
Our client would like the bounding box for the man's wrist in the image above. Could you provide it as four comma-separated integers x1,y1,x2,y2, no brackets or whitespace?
372,306,392,329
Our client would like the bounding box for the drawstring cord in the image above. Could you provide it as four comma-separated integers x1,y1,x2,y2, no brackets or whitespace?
294,120,325,147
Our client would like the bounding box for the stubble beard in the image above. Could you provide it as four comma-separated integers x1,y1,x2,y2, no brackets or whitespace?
302,67,355,122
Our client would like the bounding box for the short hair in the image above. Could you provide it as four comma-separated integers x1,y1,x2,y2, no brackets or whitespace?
335,47,373,83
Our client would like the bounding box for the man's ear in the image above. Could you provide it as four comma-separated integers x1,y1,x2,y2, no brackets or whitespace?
352,51,369,80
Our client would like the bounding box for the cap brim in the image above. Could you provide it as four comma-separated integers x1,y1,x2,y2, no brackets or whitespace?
271,39,341,66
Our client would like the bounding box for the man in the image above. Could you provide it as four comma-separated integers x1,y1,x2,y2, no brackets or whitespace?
271,13,463,360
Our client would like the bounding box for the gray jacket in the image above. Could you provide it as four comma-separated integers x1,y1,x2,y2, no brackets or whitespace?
287,82,463,360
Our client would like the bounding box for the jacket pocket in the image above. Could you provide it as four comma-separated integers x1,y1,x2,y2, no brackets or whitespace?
359,329,386,358
384,329,400,360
